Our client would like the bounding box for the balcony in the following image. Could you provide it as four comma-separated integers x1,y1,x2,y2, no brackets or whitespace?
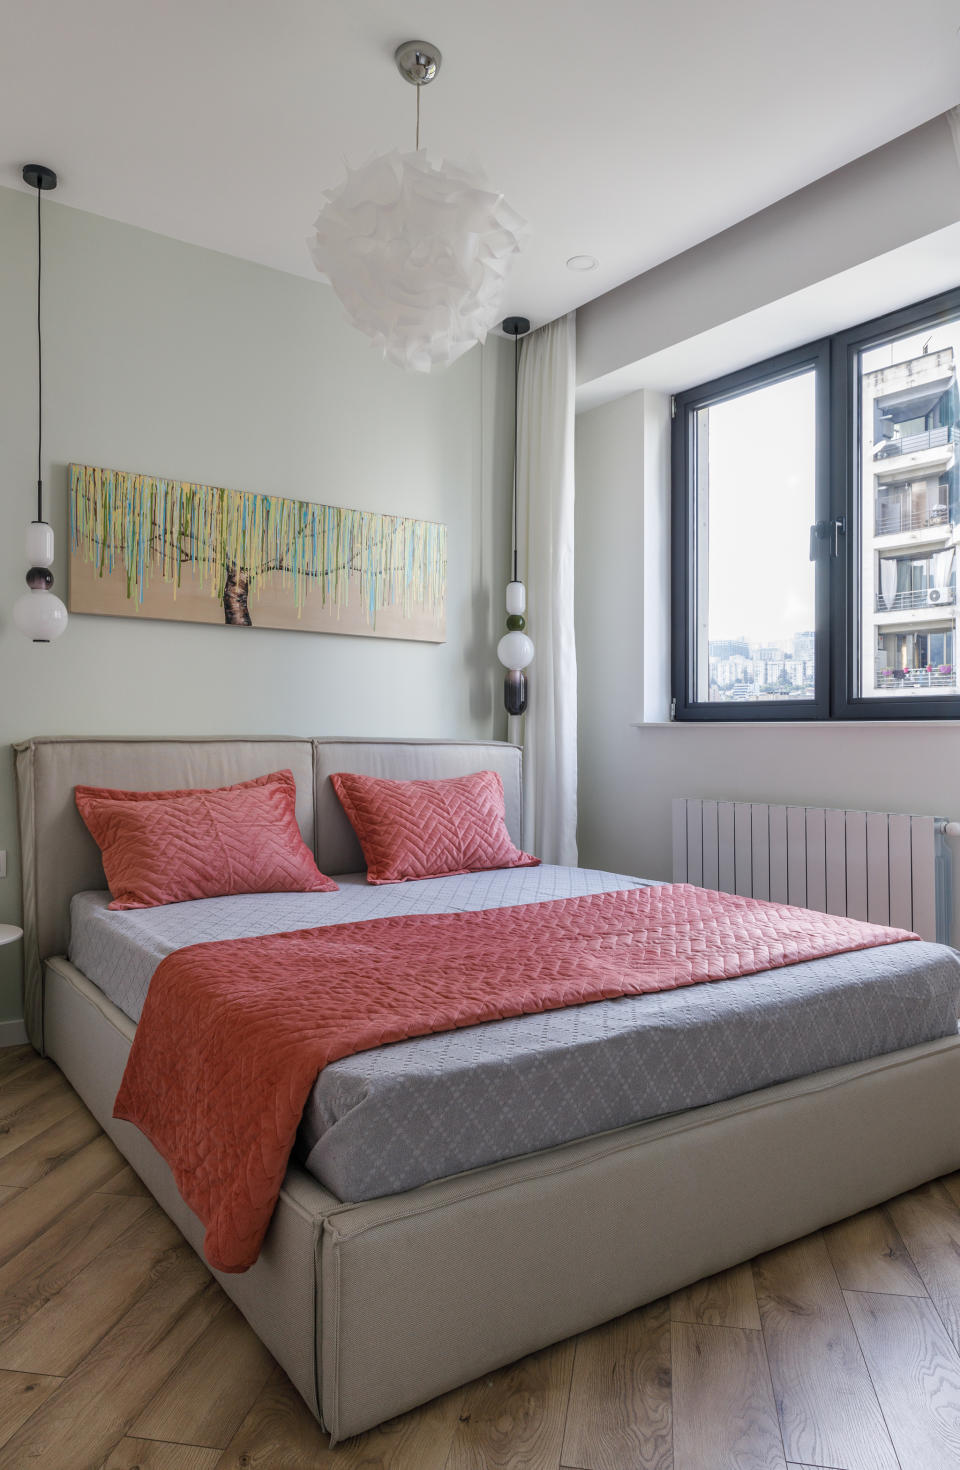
874,586,956,612
874,425,960,460
875,504,950,536
875,668,957,691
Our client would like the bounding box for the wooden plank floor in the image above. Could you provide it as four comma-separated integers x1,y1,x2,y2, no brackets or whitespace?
3,1048,960,1468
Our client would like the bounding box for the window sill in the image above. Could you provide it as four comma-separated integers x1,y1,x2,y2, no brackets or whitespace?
633,719,960,728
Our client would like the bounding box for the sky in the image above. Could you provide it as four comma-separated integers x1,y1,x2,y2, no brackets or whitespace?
706,370,815,648
706,315,960,650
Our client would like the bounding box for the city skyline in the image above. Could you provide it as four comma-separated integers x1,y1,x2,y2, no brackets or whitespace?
707,630,814,701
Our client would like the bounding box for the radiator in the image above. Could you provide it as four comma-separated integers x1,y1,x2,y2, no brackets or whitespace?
671,798,953,944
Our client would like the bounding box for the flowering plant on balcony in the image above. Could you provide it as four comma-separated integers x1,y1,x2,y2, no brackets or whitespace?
939,664,953,675
927,664,934,673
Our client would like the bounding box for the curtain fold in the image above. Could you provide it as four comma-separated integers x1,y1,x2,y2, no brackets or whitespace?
515,312,578,864
931,548,955,591
880,558,898,610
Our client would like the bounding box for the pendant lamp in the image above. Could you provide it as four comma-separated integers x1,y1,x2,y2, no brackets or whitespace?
308,42,525,373
13,164,67,643
497,316,534,716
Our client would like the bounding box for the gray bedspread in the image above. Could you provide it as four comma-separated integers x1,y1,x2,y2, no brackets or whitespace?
68,867,960,1202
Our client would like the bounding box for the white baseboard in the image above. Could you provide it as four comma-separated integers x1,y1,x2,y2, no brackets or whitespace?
0,1018,29,1048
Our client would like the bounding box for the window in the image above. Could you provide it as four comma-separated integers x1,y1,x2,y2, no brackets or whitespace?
696,370,818,705
672,287,960,720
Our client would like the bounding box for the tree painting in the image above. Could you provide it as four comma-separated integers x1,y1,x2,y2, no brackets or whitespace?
68,464,446,642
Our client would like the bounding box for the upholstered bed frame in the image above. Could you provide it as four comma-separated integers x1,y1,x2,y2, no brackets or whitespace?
15,735,960,1442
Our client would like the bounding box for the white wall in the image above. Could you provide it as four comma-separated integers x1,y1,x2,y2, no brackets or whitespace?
575,387,960,938
0,184,513,1022
577,115,960,407
576,390,644,871
575,113,960,937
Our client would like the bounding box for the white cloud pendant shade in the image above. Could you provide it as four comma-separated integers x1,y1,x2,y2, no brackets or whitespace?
13,522,68,641
309,150,525,372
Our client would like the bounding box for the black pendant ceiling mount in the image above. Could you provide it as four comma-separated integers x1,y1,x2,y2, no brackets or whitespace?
22,164,57,192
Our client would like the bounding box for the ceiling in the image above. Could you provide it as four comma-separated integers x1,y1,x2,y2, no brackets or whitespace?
3,0,960,330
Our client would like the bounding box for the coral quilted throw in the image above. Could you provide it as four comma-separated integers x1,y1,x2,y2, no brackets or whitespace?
113,884,917,1272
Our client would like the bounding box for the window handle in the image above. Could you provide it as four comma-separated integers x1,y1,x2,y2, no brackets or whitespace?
809,518,846,560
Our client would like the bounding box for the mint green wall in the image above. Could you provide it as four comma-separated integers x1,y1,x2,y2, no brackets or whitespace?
0,184,512,1023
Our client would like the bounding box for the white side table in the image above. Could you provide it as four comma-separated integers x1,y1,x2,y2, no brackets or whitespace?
0,925,23,946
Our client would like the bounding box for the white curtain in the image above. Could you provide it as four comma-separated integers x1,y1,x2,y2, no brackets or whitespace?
931,548,955,591
880,558,898,610
515,312,578,864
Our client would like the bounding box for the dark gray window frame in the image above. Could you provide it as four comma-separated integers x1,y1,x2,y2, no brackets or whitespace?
672,286,960,722
671,340,831,722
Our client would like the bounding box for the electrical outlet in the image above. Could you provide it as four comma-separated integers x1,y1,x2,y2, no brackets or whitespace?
0,851,6,879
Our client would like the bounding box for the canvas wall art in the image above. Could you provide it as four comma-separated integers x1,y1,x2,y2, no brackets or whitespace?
68,464,447,642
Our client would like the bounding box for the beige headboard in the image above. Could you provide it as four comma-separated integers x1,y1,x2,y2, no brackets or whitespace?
14,735,523,1051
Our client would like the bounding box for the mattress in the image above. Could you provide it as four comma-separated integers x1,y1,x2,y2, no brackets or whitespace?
68,867,960,1201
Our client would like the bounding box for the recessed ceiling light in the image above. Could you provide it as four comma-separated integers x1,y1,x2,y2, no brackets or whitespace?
566,254,598,271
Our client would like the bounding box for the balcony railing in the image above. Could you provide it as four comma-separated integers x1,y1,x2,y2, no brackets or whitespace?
875,668,957,690
874,586,956,612
875,504,950,536
874,425,960,460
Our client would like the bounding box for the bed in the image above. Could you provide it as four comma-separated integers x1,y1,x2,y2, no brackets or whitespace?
15,735,960,1442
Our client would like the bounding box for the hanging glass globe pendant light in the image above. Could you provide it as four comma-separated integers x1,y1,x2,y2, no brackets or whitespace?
308,42,525,373
13,164,68,643
497,316,534,716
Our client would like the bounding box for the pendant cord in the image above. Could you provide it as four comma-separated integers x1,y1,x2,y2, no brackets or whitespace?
416,83,421,151
36,180,43,523
512,329,519,583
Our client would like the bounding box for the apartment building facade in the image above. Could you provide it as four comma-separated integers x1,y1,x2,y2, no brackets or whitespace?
864,346,960,696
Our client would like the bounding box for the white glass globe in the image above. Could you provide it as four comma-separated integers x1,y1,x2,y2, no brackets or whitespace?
497,629,534,671
13,589,68,641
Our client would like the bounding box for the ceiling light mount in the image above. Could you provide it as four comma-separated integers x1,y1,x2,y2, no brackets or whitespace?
394,41,442,86
502,316,531,339
22,164,57,191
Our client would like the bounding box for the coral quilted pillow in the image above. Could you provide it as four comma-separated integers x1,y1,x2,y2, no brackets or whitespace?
330,768,539,884
76,769,337,909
